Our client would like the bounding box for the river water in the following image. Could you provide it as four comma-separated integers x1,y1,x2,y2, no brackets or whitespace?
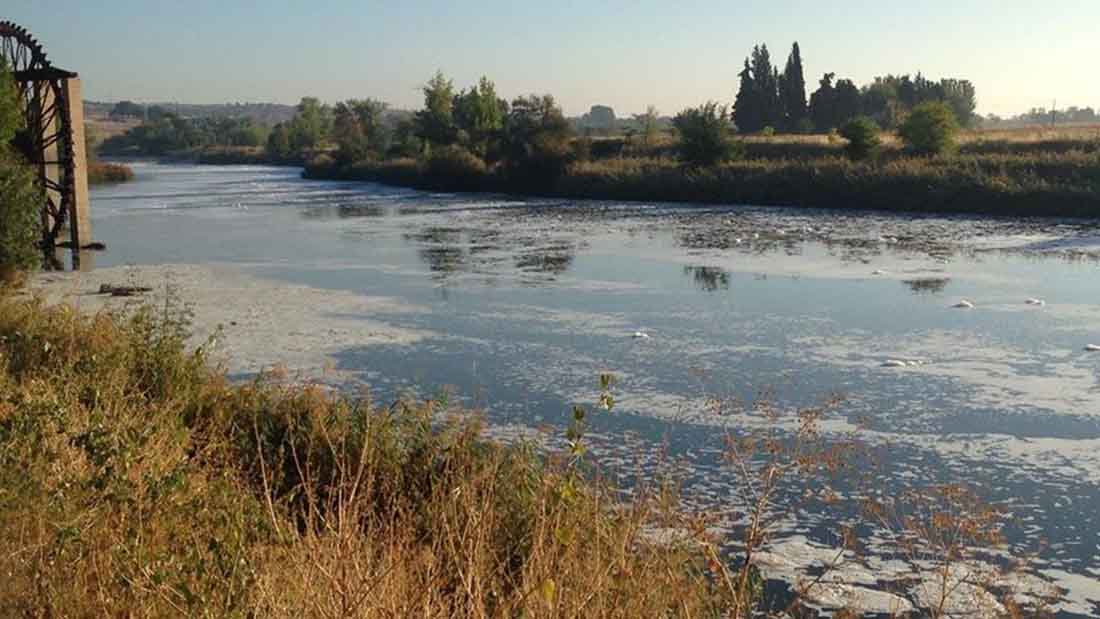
91,161,1100,615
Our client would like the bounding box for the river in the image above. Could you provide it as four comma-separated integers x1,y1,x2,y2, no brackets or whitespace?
89,161,1100,616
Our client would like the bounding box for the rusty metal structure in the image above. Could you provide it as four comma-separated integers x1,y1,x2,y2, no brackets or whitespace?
1,20,92,270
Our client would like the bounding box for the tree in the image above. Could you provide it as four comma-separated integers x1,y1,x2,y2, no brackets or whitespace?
838,116,881,160
265,123,293,160
939,78,977,128
779,42,807,131
673,102,738,166
110,100,145,119
733,59,762,133
633,105,660,146
734,44,783,134
502,94,573,187
809,72,837,132
579,105,617,132
332,99,388,163
834,78,862,125
453,76,505,157
288,97,331,154
414,71,458,150
899,101,959,155
0,59,41,271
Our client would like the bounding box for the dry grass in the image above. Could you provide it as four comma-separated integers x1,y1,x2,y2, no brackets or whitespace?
0,292,726,617
87,160,135,185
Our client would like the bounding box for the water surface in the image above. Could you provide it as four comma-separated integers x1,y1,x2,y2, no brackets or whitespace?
91,161,1100,615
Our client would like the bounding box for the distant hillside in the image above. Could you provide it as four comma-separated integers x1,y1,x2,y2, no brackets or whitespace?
84,101,297,125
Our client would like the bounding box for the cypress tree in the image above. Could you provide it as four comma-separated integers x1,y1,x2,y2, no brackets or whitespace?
733,58,761,133
809,72,837,132
734,44,784,134
750,44,781,130
780,42,807,131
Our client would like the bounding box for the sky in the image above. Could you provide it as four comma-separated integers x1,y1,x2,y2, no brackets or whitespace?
5,1,1098,118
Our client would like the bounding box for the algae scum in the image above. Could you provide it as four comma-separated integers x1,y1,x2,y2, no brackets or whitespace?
85,161,1100,615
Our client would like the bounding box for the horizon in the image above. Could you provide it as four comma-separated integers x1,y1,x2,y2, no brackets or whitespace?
6,1,1099,118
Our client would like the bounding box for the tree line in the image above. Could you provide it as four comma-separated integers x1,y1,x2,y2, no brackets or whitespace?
270,73,575,185
732,42,977,133
100,113,270,156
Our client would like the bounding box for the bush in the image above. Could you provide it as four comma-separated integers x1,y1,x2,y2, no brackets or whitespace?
900,101,960,156
425,145,489,190
673,102,740,167
0,152,40,272
839,116,882,160
0,60,40,272
589,137,627,160
87,161,135,185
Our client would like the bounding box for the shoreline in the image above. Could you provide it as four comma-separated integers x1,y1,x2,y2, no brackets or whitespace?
301,154,1100,219
26,263,429,383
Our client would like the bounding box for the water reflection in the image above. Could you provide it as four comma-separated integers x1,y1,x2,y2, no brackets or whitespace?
684,265,730,292
515,242,576,277
401,224,578,283
902,277,951,295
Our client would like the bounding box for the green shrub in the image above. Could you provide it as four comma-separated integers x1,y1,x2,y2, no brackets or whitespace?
0,60,40,273
673,102,740,167
0,152,40,272
839,116,882,160
900,101,960,156
425,145,489,190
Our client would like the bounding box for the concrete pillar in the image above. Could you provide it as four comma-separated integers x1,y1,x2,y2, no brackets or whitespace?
63,78,92,270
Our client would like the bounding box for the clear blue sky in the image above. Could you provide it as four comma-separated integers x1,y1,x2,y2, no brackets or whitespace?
5,1,1098,117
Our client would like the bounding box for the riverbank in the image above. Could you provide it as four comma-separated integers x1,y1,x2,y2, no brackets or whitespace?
304,148,1100,218
0,279,727,616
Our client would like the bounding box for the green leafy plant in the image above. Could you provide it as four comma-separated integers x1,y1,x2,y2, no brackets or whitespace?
839,116,882,160
673,102,741,167
900,101,960,156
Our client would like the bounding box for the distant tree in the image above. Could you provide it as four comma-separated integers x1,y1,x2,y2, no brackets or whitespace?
938,78,977,128
838,116,881,160
332,99,388,163
834,78,862,125
580,105,617,132
265,123,293,160
861,79,905,129
633,105,660,145
287,97,330,153
734,44,783,134
414,71,458,150
809,72,837,132
146,105,170,121
673,102,738,166
778,42,807,131
453,76,505,157
899,101,959,155
733,59,762,133
110,100,145,119
387,117,421,158
502,94,573,187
